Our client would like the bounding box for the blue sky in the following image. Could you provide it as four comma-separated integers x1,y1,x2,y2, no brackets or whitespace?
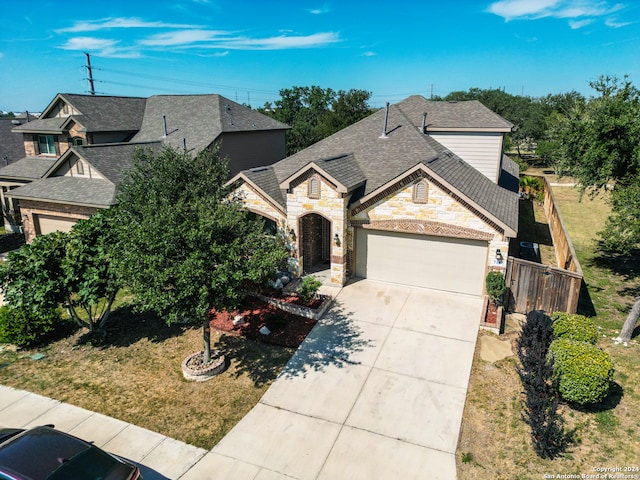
1,0,638,112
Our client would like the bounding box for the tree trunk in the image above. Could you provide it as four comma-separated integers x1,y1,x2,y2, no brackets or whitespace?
618,296,640,343
202,317,211,364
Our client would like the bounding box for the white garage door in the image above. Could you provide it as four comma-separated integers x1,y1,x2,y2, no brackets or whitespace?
355,229,488,295
35,215,78,235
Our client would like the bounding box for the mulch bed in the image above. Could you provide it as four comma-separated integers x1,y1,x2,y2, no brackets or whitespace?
209,296,318,348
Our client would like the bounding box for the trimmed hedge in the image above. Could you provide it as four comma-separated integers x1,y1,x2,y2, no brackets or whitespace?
486,271,507,306
549,338,614,405
551,312,599,344
0,305,60,348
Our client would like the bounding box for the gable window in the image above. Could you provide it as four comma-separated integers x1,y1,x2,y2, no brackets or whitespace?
75,160,85,175
38,135,56,155
72,137,84,146
413,179,428,204
308,175,320,199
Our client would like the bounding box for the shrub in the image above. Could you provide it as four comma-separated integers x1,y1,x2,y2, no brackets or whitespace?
516,310,566,459
297,275,322,304
551,312,599,344
0,304,60,348
549,338,614,405
486,271,507,306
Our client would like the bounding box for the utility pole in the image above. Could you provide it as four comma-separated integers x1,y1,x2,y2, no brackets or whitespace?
84,53,95,95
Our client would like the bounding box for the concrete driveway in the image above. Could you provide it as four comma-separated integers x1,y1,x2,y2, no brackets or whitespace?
185,279,483,480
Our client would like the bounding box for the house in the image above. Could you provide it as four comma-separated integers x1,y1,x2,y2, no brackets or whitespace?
228,95,519,295
2,93,289,241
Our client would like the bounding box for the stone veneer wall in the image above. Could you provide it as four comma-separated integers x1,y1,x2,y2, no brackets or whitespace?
350,179,510,272
286,174,348,285
20,200,99,243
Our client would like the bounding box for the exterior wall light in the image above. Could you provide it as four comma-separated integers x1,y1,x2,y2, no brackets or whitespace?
289,229,296,242
496,249,504,262
334,233,341,246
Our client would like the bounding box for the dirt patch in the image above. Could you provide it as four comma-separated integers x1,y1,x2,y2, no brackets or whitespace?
210,297,317,348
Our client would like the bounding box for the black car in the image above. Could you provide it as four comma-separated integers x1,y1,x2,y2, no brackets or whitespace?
0,425,142,480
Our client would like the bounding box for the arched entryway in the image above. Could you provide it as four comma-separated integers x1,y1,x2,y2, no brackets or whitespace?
299,213,331,274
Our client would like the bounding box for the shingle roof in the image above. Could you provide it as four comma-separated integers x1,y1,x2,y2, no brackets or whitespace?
0,118,30,165
131,95,290,153
71,141,162,185
243,166,286,210
241,97,518,233
7,177,116,207
0,156,57,180
12,94,146,133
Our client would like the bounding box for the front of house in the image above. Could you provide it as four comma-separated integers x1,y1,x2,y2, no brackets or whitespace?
229,96,519,295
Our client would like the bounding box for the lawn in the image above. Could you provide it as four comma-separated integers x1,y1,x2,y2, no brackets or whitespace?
457,184,640,479
0,297,294,449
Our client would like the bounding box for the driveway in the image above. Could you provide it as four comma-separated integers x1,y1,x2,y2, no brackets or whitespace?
183,279,483,480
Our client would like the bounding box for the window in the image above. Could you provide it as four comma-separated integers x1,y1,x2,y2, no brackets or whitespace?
76,160,84,175
38,135,56,155
72,137,84,146
308,176,320,199
413,179,428,204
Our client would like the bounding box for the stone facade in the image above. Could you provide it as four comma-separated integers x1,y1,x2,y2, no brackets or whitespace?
234,171,511,287
19,200,98,243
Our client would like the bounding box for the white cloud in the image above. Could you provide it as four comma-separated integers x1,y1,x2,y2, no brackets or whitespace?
139,29,230,47
605,17,632,27
57,37,141,58
362,51,376,57
223,32,339,50
487,0,628,27
59,37,118,51
56,17,198,33
569,18,594,28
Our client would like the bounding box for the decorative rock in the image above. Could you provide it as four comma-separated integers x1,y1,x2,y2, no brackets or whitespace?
259,326,271,335
280,276,290,285
233,315,245,326
273,278,283,289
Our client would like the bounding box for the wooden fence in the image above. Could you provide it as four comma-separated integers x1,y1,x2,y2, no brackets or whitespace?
505,175,583,314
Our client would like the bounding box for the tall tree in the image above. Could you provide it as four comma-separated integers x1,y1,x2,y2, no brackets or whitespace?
550,75,640,252
110,146,288,363
259,86,373,154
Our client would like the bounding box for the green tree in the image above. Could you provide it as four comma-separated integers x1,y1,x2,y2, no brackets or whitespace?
110,146,288,363
260,86,373,154
550,75,640,252
0,214,121,332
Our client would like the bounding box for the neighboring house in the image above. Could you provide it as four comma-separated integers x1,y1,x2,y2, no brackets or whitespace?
228,95,519,296
2,93,289,242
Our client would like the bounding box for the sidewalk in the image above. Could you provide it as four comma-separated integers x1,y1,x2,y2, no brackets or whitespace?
0,385,207,479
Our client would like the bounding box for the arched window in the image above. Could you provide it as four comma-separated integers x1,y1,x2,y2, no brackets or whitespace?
308,175,320,199
75,160,85,175
72,137,84,146
413,179,428,204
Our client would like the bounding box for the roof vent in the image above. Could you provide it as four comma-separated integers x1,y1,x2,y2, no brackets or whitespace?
11,119,21,125
249,166,268,173
420,112,427,133
323,153,349,162
379,102,390,139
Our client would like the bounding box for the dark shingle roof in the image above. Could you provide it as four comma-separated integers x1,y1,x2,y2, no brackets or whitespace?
243,167,286,210
131,95,289,153
12,94,146,133
7,177,116,207
0,156,57,180
72,141,162,185
242,96,518,233
0,118,30,165
396,96,514,131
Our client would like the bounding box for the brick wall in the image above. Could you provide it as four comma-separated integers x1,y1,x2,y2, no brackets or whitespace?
20,200,99,243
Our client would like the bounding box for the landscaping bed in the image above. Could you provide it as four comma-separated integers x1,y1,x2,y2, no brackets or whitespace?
210,296,319,348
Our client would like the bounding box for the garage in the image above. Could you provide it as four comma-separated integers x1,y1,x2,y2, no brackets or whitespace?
34,214,78,235
354,229,488,295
